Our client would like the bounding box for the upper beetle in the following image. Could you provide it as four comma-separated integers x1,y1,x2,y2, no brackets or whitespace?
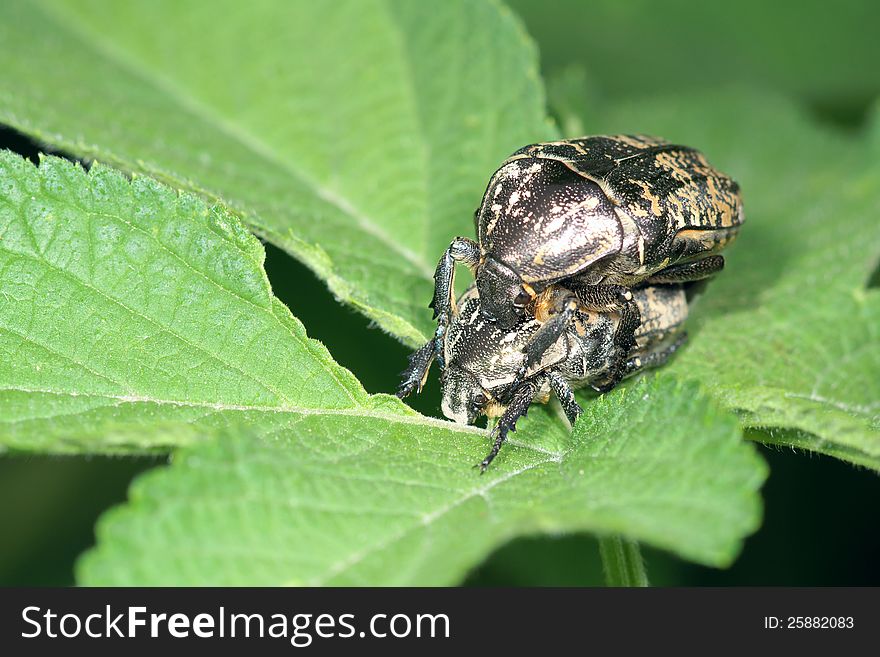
427,135,742,386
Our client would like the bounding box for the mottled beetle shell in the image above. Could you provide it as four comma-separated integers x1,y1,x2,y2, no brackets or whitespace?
440,284,688,425
475,135,743,289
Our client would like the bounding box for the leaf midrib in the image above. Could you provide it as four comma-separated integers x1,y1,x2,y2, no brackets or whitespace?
0,385,575,463
0,385,486,436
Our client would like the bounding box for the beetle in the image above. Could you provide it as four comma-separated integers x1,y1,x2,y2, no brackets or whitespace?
429,135,741,390
399,283,689,471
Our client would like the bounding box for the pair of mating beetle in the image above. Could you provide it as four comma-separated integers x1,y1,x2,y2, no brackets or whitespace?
397,135,743,471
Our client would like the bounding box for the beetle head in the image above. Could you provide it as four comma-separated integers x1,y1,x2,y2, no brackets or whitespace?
441,288,542,424
440,367,491,425
476,258,530,327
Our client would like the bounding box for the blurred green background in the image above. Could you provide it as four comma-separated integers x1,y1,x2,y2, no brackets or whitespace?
2,0,879,585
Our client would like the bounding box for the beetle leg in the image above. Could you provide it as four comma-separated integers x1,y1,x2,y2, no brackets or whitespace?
429,237,480,334
477,379,539,473
642,255,724,285
547,370,582,427
396,339,438,399
572,283,642,388
511,294,579,388
621,332,689,378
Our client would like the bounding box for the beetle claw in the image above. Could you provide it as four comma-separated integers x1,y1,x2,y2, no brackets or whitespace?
396,380,418,399
590,368,622,394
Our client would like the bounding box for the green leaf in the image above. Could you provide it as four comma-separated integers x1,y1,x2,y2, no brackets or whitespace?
508,0,880,118
550,82,880,469
78,376,764,585
0,152,764,581
5,0,871,471
0,151,377,453
0,0,555,346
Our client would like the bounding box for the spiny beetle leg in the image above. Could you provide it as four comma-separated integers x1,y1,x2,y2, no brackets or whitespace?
622,332,689,378
547,370,582,426
608,296,642,374
511,295,579,390
397,339,438,399
574,283,642,390
478,380,537,473
643,255,724,285
429,237,480,324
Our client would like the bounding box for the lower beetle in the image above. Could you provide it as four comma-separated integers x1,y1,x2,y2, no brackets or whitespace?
399,284,689,471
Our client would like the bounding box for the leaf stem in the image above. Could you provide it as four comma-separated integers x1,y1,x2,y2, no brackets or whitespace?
599,536,649,587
